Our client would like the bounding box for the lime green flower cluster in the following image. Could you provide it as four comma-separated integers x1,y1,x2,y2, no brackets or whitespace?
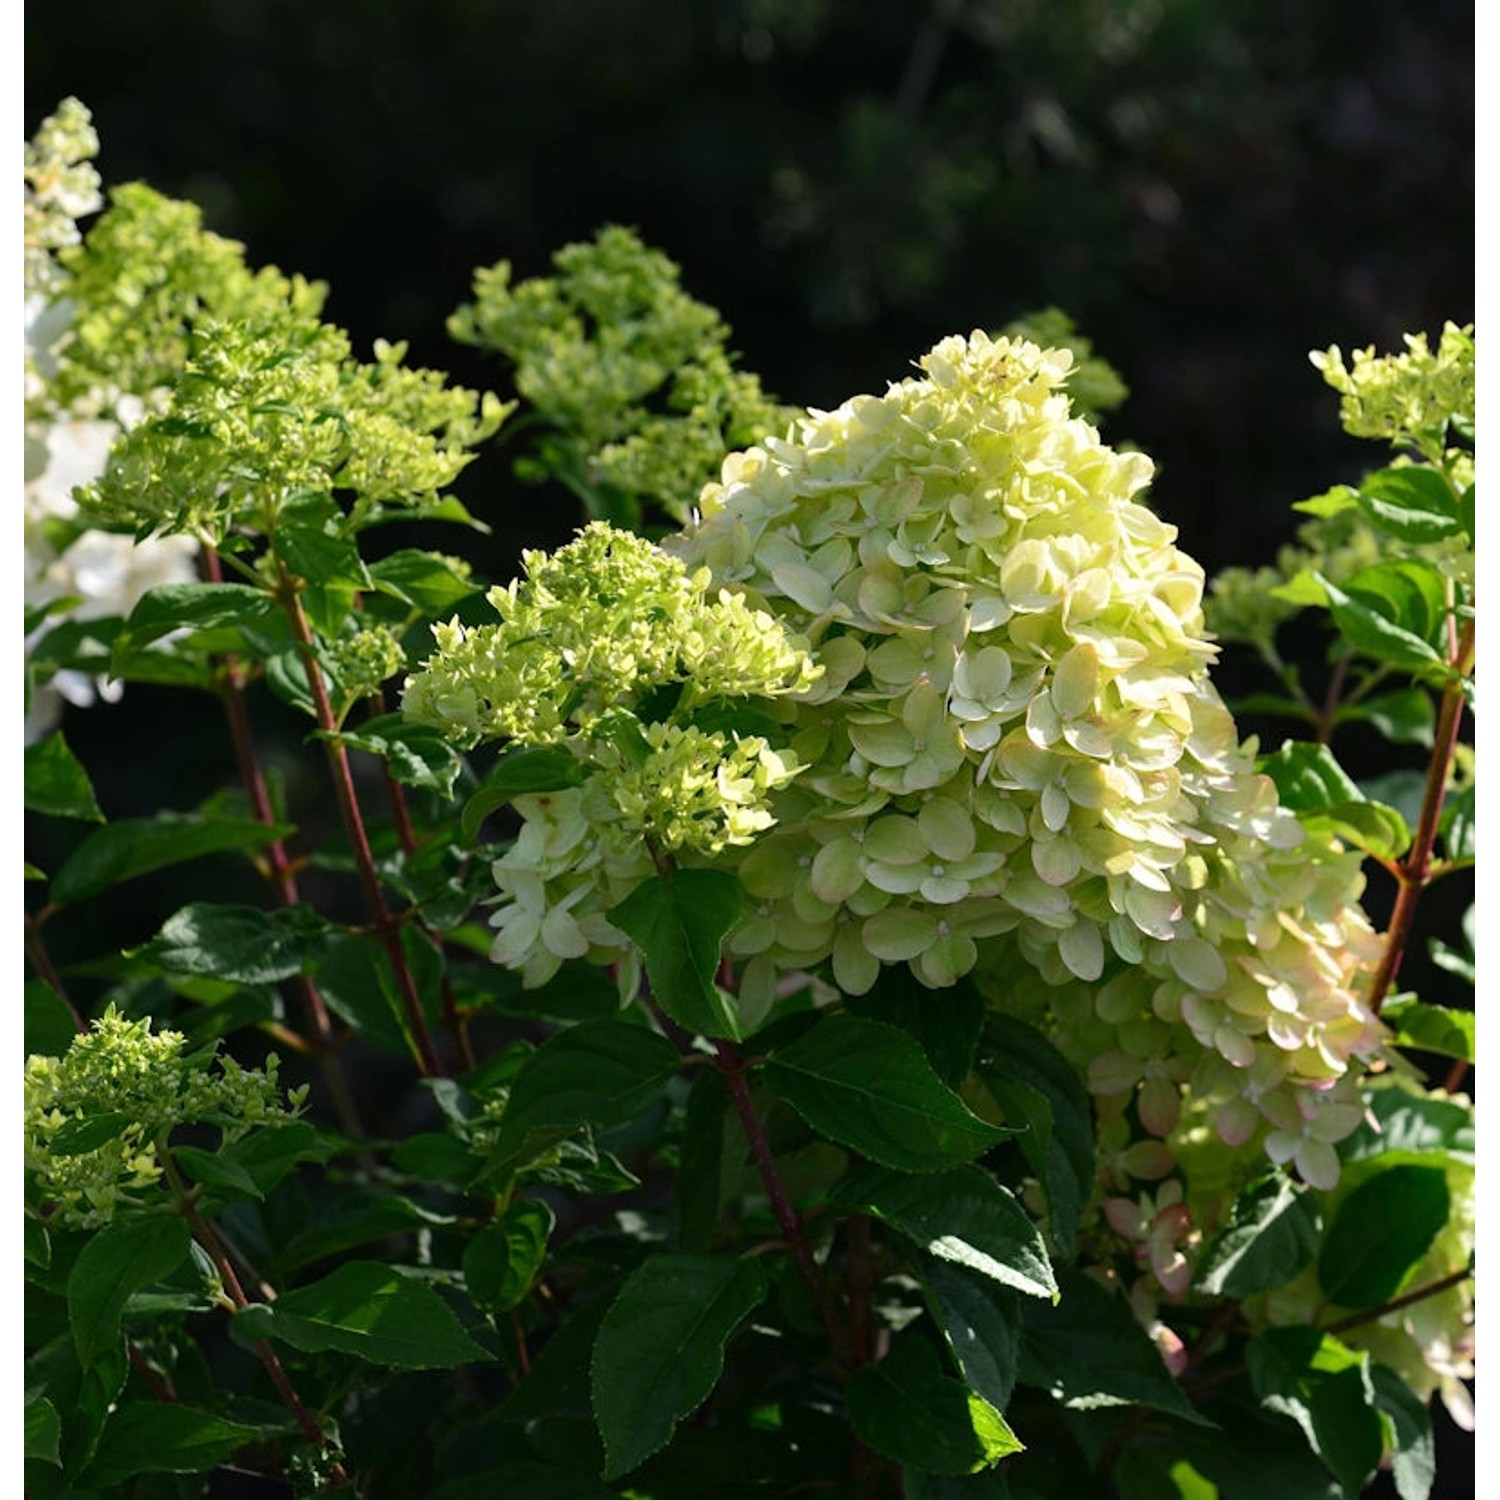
1311,321,1474,459
81,314,509,542
326,623,408,701
450,225,799,521
24,1008,303,1229
404,522,817,986
675,330,1383,1168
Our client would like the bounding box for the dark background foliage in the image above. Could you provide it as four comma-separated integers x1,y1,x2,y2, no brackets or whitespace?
24,7,1474,1492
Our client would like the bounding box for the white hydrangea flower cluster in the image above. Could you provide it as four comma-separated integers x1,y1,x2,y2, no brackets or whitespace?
674,330,1384,1170
404,522,817,987
24,100,198,742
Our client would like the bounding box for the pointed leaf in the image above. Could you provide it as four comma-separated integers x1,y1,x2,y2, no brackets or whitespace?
1196,1175,1320,1298
921,1259,1021,1412
464,1199,555,1312
81,1403,266,1487
68,1214,191,1368
461,747,586,843
1370,1364,1436,1500
112,582,273,670
590,1252,767,1479
1355,467,1462,544
1317,1165,1449,1307
328,713,464,796
847,1333,1022,1476
135,902,332,984
25,730,106,822
764,1015,1006,1173
608,870,743,1039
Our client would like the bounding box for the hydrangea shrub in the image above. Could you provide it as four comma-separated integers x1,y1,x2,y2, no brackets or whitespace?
24,99,1473,1500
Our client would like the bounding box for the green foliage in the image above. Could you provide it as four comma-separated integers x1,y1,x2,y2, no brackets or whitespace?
23,106,1473,1499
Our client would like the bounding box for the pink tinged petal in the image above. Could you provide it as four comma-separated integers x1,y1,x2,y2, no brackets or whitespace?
1152,1322,1190,1377
1263,1130,1300,1167
1215,1097,1259,1148
1152,1243,1193,1299
1089,1051,1143,1096
1295,1138,1341,1191
1213,1023,1257,1069
1058,920,1104,981
863,907,938,962
1266,1014,1305,1051
1138,1075,1181,1137
1104,1197,1148,1240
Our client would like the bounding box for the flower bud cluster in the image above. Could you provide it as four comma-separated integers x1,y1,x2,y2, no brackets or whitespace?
450,225,799,522
24,1008,302,1229
404,522,818,985
674,330,1384,1169
326,624,409,702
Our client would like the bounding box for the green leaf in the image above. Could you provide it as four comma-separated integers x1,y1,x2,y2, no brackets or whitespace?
847,969,987,1086
833,1163,1055,1301
608,869,743,1040
49,1112,133,1156
134,902,331,984
1381,997,1474,1062
763,1015,1006,1173
978,1013,1094,1256
1314,567,1447,674
67,1214,191,1368
368,547,481,611
315,930,441,1060
111,582,273,670
1339,1085,1473,1166
1369,1364,1436,1500
1292,485,1359,519
1355,466,1462,543
590,1252,768,1479
1306,800,1411,863
25,1395,62,1465
263,644,318,716
1344,687,1435,748
848,1333,1022,1476
460,746,587,842
25,980,79,1059
240,1260,488,1367
24,732,105,822
675,1067,731,1253
1439,783,1474,862
464,1199,555,1312
1195,1175,1320,1298
272,1192,454,1278
1247,1327,1383,1497
921,1259,1021,1413
221,1121,330,1198
1018,1268,1207,1423
170,1143,264,1202
1317,1165,1450,1307
1458,482,1475,542
328,713,464,796
1259,742,1362,813
275,513,372,590
481,1018,682,1178
81,1403,265,1487
51,813,295,905
903,1470,1013,1500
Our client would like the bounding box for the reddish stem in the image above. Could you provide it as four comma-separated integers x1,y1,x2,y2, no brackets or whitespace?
278,573,442,1076
24,913,86,1033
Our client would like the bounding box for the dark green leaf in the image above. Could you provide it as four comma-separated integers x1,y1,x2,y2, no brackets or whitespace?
393,1130,475,1181
978,1013,1094,1255
328,713,464,796
1381,997,1474,1063
1370,1364,1436,1500
315,930,441,1060
263,644,318,716
1196,1175,1320,1298
273,1191,455,1276
481,1019,681,1179
461,747,586,842
676,1067,730,1252
427,1467,620,1500
48,1112,133,1156
921,1259,1021,1413
222,1121,330,1198
591,1252,768,1478
1318,1165,1450,1307
51,813,295,905
241,1260,488,1367
368,547,481,611
763,1015,1006,1173
1018,1268,1207,1423
25,980,80,1059
112,582,273,670
24,1216,50,1271
608,870,743,1040
275,515,372,590
904,1465,1014,1499
134,902,331,984
81,1403,265,1487
67,1215,191,1368
25,1395,62,1465
847,1333,1022,1476
1355,467,1462,544
24,732,104,822
1314,567,1447,673
171,1143,264,1201
846,970,986,1087
464,1199,555,1312
833,1163,1055,1301
1458,483,1475,542
1339,1086,1473,1166
1247,1327,1383,1497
